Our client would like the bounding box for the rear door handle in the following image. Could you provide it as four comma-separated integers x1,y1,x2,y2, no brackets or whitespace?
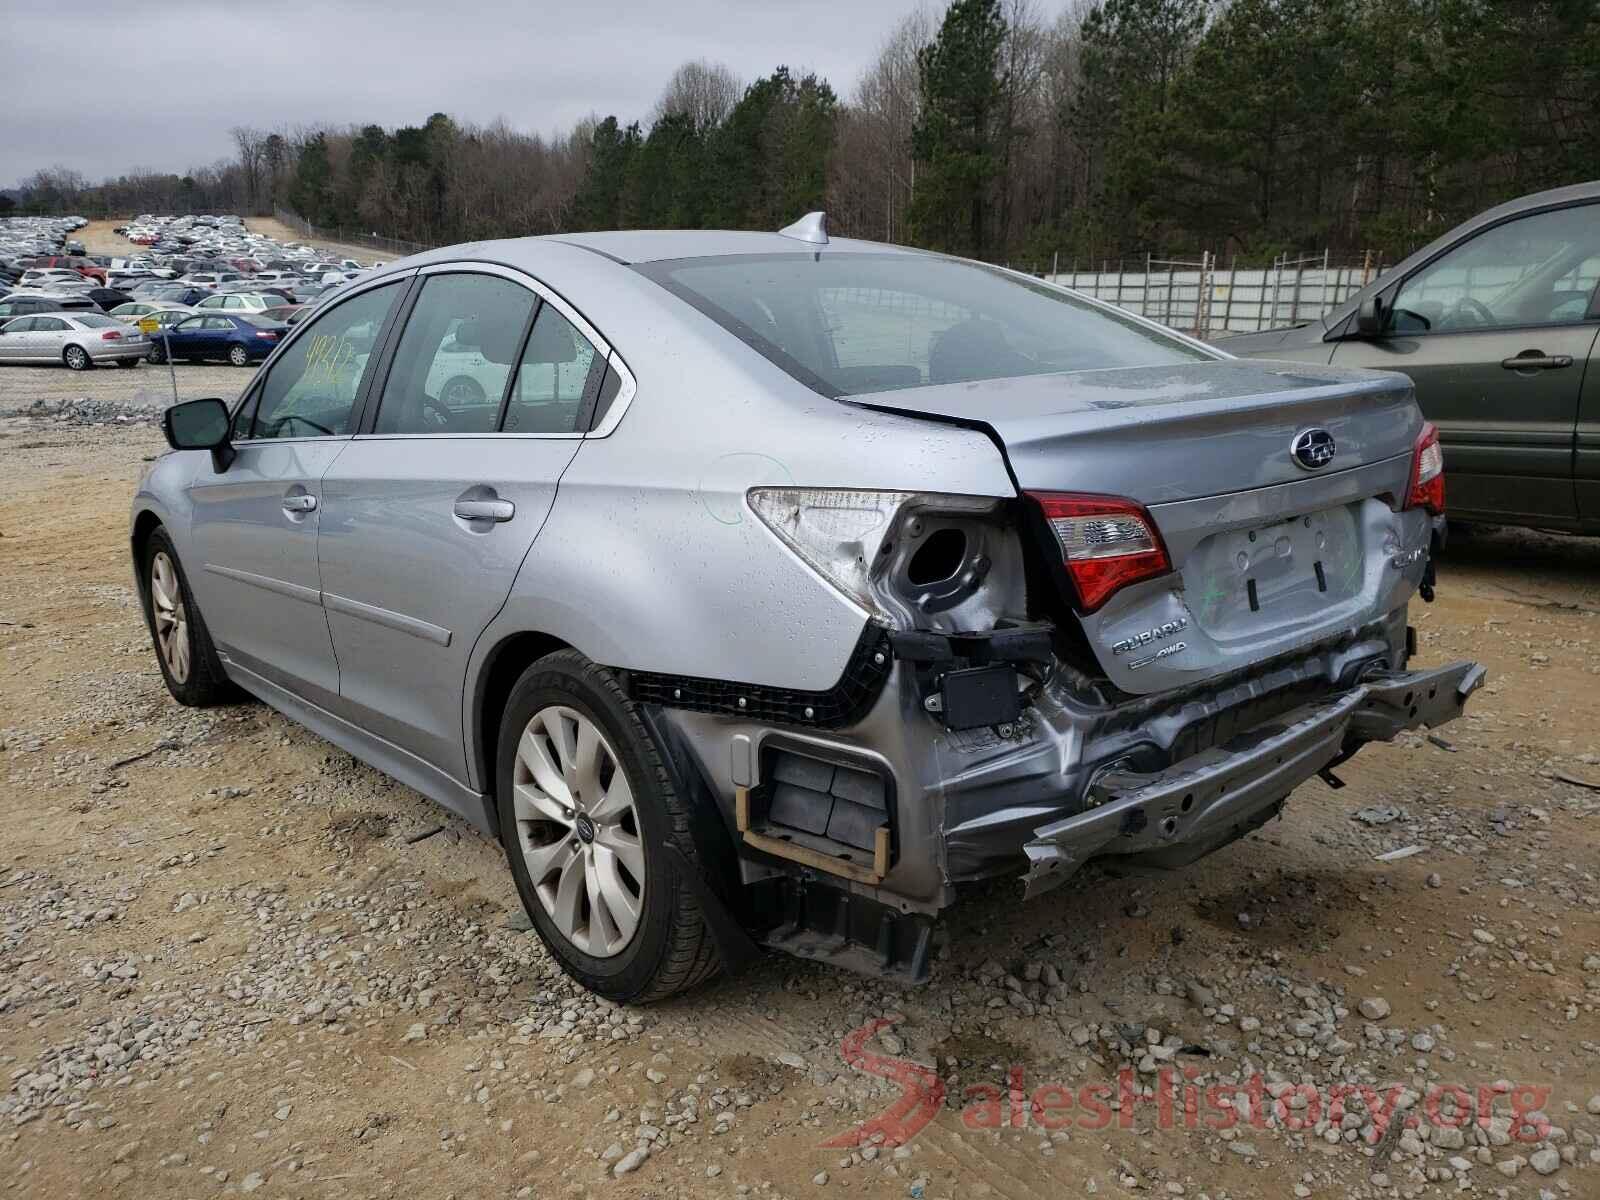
282,494,317,513
453,497,515,522
1501,351,1573,371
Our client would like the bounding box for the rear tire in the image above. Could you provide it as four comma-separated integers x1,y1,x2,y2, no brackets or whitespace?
139,528,235,707
63,344,91,371
228,344,250,367
495,650,722,1002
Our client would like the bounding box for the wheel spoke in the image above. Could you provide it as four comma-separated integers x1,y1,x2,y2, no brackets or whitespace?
592,844,641,946
594,826,644,882
511,780,570,828
542,709,579,794
517,726,571,807
550,846,587,944
583,852,616,953
588,769,634,824
572,719,602,809
520,832,573,886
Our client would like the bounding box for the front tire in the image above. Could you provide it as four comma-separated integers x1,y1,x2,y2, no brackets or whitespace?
147,342,167,364
140,529,234,706
63,344,91,371
228,344,250,367
496,650,722,1002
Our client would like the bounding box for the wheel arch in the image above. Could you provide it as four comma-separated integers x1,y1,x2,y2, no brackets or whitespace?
468,629,573,825
130,508,164,572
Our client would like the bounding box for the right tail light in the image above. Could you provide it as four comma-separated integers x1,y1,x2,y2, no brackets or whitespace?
1405,422,1445,515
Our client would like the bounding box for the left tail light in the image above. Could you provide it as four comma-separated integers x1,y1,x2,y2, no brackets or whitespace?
1405,421,1445,515
1028,491,1172,612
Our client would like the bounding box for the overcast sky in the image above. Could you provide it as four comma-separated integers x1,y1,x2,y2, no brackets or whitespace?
1,0,924,188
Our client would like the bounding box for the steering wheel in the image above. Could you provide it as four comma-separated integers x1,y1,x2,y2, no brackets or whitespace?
1446,297,1495,328
265,413,335,437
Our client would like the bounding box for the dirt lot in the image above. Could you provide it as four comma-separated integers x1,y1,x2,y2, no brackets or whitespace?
73,217,382,267
1,373,1597,1198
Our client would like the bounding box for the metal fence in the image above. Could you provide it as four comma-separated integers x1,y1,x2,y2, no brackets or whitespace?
1040,251,1391,339
271,209,434,260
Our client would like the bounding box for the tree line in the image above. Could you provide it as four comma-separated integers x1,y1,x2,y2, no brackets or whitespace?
11,0,1600,264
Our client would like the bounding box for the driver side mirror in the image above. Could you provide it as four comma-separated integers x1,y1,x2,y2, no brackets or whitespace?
163,397,235,470
1355,294,1386,337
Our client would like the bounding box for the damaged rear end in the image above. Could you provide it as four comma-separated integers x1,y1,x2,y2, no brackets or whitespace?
824,356,1482,906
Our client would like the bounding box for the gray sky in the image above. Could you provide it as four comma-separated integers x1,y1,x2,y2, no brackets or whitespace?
0,0,921,188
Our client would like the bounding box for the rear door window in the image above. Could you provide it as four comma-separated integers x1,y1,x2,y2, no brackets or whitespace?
372,272,536,434
501,304,601,434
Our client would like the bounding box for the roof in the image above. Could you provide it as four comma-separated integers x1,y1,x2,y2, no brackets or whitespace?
545,229,923,265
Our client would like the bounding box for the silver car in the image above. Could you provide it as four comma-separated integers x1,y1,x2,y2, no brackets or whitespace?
1,311,148,369
131,216,1483,1001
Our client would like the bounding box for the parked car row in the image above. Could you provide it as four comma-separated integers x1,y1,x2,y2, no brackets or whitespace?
0,213,366,370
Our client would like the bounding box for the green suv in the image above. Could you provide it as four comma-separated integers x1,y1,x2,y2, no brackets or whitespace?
1222,182,1600,534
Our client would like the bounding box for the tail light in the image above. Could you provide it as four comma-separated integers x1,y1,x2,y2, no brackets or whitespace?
1405,421,1445,515
1028,492,1172,612
255,330,278,339
100,330,122,340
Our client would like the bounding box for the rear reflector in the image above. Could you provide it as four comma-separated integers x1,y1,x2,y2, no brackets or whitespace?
1405,421,1445,515
1028,492,1172,612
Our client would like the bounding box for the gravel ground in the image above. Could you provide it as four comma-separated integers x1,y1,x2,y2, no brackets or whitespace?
0,403,1597,1199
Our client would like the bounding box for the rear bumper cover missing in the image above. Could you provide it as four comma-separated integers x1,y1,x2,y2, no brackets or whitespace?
1021,659,1485,899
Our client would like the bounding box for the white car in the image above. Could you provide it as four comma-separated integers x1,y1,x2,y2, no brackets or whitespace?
194,292,277,313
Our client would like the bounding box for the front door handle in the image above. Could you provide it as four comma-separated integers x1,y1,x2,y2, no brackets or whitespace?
454,497,515,522
282,494,317,513
1501,351,1573,371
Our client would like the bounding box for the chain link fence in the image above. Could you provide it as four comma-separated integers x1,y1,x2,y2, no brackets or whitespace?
271,209,434,260
1038,251,1392,339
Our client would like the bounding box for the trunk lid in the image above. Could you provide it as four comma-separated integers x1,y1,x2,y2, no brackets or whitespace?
848,359,1419,504
850,360,1431,695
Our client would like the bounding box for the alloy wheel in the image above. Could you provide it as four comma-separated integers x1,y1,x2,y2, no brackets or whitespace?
512,705,644,957
229,345,249,366
149,552,190,682
64,345,88,370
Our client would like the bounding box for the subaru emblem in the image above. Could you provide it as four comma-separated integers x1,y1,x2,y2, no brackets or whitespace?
1290,427,1336,470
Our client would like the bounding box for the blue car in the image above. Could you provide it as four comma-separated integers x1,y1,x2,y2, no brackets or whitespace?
148,313,287,367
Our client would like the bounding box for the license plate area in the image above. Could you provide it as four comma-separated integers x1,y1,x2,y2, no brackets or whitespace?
1184,504,1364,635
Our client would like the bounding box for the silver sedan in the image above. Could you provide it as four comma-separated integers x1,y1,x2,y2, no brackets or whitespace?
0,311,149,369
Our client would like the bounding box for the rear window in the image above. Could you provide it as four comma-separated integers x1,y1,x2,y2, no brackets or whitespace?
635,253,1210,397
73,313,119,328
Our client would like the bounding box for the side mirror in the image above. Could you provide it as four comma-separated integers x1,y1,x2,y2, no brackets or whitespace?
163,397,234,469
1355,294,1386,337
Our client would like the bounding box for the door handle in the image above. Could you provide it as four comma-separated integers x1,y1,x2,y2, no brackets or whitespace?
1501,351,1573,371
453,497,515,522
282,494,317,513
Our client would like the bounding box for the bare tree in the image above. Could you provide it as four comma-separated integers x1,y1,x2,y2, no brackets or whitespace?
835,7,932,242
230,126,267,214
651,59,743,130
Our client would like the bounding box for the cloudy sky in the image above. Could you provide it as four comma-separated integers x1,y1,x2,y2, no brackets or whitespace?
1,0,924,188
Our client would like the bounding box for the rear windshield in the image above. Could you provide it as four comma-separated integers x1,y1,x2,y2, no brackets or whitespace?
636,252,1211,397
73,313,119,328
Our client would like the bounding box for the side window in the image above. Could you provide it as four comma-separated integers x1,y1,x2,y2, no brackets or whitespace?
251,280,402,441
373,273,535,435
3,316,33,331
502,304,600,434
35,317,68,332
1392,204,1600,334
231,390,260,440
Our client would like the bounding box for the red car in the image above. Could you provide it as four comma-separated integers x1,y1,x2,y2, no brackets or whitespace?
27,255,107,285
